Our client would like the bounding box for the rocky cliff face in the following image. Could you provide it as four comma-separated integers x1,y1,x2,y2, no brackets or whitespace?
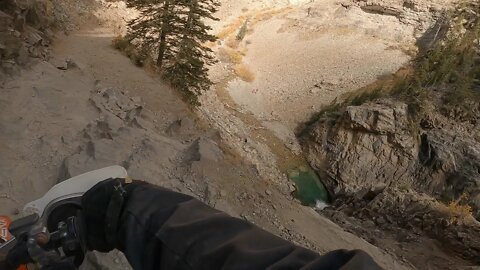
0,0,98,79
302,100,417,194
302,99,480,214
301,99,480,261
354,0,446,24
0,0,54,77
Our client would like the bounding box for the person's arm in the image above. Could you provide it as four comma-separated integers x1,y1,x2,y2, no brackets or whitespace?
82,179,382,270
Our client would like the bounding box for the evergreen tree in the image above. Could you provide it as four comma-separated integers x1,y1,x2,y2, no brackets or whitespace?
125,0,181,67
163,0,219,104
124,0,220,104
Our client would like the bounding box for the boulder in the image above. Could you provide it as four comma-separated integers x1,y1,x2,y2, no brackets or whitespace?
0,11,12,31
166,117,197,137
360,4,402,17
24,28,43,45
357,0,404,17
301,100,417,195
183,137,224,164
16,44,29,65
0,33,22,59
13,11,26,31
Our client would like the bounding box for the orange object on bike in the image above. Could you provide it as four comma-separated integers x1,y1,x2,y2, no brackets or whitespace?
0,216,12,242
0,216,25,269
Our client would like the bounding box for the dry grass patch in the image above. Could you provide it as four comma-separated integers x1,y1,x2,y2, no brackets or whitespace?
251,7,293,25
444,193,474,223
217,15,248,39
234,64,255,82
217,7,293,40
218,46,244,64
225,36,240,49
238,46,248,55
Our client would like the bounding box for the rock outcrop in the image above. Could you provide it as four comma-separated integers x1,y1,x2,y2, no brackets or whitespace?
302,99,480,214
353,0,446,24
302,100,417,194
0,0,55,76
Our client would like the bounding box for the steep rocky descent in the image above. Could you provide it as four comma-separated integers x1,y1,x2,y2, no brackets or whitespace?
300,99,480,266
0,2,414,268
322,188,480,269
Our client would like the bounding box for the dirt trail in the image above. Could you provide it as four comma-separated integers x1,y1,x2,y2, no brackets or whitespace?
52,28,191,126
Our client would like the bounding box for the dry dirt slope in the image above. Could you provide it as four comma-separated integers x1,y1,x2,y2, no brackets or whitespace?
0,1,411,269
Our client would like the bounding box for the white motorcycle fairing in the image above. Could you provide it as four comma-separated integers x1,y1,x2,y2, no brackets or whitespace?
24,166,128,218
0,166,128,268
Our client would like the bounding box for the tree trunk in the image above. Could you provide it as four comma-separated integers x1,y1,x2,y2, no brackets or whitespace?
157,0,170,67
179,0,196,48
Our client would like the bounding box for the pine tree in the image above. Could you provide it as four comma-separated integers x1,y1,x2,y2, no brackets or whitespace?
124,0,220,104
163,0,219,104
125,0,181,67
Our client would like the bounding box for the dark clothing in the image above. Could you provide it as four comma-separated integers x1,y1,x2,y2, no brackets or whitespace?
91,181,382,270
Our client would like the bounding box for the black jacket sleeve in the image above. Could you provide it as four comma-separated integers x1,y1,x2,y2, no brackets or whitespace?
112,182,382,270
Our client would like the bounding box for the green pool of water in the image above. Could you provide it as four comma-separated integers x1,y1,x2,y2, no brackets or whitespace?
288,167,329,206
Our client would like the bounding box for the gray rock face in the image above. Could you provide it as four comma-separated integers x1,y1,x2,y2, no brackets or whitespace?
417,130,480,213
0,0,53,76
301,99,480,216
359,2,403,17
354,0,440,23
302,100,417,195
0,11,12,32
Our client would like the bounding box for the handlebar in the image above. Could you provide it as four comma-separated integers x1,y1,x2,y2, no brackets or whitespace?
0,214,86,270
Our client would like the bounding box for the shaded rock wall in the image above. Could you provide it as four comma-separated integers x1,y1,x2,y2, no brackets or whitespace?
301,99,480,261
301,99,480,216
0,0,54,76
